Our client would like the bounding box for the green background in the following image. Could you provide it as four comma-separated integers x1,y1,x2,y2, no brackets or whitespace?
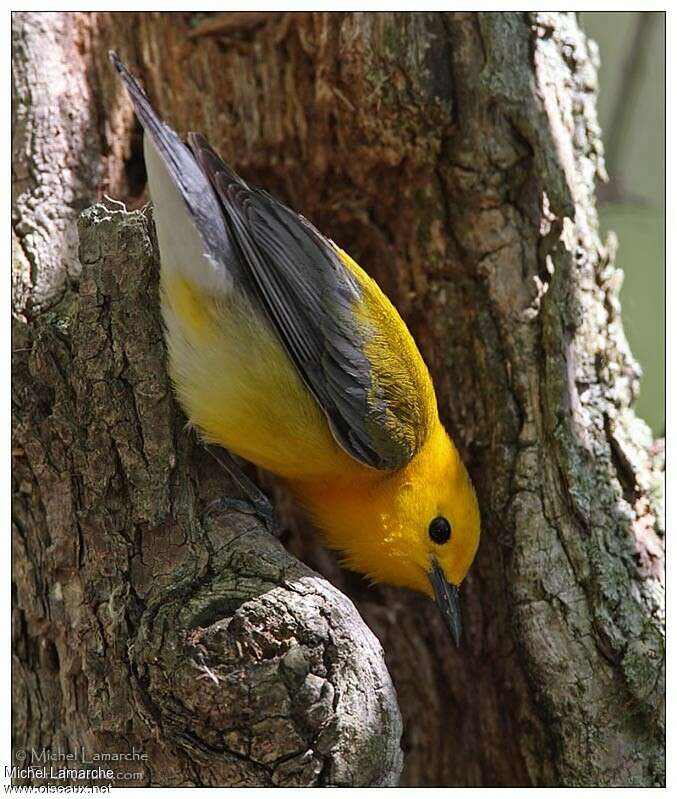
582,12,665,435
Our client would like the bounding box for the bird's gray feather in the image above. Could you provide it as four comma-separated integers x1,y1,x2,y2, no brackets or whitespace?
199,156,397,469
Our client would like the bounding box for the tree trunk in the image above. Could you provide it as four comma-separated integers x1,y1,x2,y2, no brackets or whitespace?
12,10,664,787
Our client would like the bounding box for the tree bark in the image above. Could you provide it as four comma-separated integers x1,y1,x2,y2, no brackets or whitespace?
12,10,664,787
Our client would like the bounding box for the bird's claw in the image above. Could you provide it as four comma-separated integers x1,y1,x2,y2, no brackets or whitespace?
203,444,280,537
206,495,279,537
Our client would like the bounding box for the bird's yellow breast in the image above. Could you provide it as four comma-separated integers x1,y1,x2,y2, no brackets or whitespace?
160,271,362,480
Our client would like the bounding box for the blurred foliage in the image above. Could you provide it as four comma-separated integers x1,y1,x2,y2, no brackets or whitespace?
582,12,665,435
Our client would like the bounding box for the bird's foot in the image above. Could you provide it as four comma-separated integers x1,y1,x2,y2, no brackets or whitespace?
204,445,279,537
206,495,277,536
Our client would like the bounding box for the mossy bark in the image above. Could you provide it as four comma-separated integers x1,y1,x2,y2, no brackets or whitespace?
12,10,664,786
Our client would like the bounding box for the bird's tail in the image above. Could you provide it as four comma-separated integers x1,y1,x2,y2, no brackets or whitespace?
109,51,235,274
109,51,188,193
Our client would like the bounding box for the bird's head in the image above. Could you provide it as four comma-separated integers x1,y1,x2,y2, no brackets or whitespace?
373,423,480,645
301,423,480,646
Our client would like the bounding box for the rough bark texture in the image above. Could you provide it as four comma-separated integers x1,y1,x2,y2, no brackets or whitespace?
12,10,664,787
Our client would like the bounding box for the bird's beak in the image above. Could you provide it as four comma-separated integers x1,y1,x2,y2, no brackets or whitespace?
429,560,462,647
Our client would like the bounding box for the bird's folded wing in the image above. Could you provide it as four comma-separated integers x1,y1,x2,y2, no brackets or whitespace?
189,134,431,471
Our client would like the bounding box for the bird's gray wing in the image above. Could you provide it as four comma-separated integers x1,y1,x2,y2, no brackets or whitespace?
189,134,418,470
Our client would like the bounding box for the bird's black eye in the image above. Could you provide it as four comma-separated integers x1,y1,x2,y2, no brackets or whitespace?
428,516,452,544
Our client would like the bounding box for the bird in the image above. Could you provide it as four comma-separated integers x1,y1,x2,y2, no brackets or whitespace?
110,52,480,645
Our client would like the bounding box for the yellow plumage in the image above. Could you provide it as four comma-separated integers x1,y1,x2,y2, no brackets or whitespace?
161,248,480,596
162,269,340,477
